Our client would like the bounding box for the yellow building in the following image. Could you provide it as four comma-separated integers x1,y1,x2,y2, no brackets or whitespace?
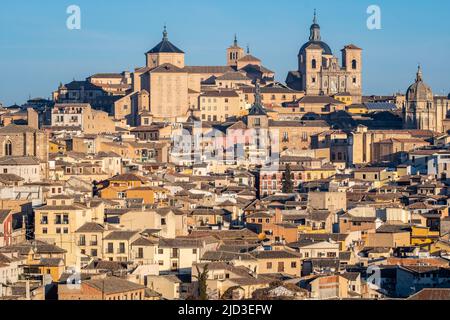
125,186,169,205
410,226,440,246
38,258,65,282
49,140,67,154
333,93,353,106
34,196,103,266
199,90,245,122
98,173,148,200
354,167,399,188
346,104,368,114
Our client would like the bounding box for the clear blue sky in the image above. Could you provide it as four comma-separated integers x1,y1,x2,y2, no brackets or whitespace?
0,0,449,105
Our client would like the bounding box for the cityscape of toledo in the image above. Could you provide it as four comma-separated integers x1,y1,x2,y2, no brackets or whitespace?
0,1,449,303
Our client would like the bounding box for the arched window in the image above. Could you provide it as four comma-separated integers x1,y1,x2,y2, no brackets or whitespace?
4,140,12,156
352,59,357,70
312,59,317,69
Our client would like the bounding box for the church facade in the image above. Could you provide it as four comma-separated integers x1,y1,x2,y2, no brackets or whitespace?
286,12,363,103
403,65,450,133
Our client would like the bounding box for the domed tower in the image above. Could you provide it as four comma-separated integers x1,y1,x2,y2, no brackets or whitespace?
404,65,435,130
295,10,334,94
298,10,333,70
145,26,185,69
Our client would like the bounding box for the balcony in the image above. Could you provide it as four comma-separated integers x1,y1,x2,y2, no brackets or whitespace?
90,241,98,246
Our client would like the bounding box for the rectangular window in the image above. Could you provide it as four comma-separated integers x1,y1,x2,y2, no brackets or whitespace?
137,248,144,259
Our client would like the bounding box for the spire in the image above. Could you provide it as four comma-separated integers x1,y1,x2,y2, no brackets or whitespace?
416,64,423,82
309,10,321,41
254,80,262,106
162,24,168,40
247,44,250,54
233,34,238,47
248,80,267,116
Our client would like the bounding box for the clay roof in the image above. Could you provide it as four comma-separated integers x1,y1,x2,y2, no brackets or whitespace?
84,277,145,294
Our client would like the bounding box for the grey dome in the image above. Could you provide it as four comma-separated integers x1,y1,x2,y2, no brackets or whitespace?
299,40,332,56
406,66,433,102
299,11,332,56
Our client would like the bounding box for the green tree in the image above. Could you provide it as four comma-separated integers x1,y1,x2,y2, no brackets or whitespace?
195,264,209,300
282,164,294,193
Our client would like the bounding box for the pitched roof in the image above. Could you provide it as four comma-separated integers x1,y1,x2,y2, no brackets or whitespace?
0,156,40,166
0,124,37,134
103,231,138,240
75,223,105,233
0,174,24,184
132,237,158,246
251,250,299,259
407,288,450,300
158,238,211,248
183,66,234,74
108,173,146,182
84,277,145,294
216,72,250,81
0,240,66,255
149,63,185,74
239,54,261,62
146,33,184,54
200,90,239,98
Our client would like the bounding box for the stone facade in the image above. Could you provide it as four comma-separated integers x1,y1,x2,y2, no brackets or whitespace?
403,65,450,133
286,12,362,103
0,124,48,163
